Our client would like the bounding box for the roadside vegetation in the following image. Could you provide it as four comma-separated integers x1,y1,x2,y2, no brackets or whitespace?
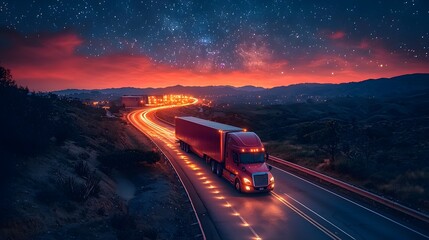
157,94,429,213
0,66,197,239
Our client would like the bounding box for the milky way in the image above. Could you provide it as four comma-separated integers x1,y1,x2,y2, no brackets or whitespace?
0,0,428,90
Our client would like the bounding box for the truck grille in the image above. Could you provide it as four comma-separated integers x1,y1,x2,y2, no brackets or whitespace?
253,173,268,187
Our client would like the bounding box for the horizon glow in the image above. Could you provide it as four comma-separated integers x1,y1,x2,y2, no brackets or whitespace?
1,1,428,91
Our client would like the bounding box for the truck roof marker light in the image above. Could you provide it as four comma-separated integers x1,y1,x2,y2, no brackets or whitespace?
232,212,240,216
243,128,247,132
196,172,203,176
241,149,245,152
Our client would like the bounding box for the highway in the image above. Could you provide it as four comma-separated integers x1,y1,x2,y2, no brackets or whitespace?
127,102,429,240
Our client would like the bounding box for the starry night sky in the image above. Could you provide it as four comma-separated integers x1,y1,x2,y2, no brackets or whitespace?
0,0,428,91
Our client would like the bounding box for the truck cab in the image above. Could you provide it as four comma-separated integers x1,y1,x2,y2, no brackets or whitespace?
223,132,274,193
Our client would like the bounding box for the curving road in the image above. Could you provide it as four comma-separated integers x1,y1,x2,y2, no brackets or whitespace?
127,102,429,240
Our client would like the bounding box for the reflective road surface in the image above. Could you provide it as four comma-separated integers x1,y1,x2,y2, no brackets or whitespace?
127,103,429,240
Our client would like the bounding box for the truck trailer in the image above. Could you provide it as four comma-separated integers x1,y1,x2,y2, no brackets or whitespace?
175,116,274,193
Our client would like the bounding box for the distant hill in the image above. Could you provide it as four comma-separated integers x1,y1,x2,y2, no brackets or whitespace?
52,73,429,100
52,85,256,100
266,73,429,97
236,85,266,92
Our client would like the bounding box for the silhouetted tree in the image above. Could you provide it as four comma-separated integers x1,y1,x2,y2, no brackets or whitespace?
0,66,15,88
0,65,73,155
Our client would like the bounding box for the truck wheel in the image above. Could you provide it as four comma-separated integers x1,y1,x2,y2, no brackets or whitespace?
216,164,223,177
210,161,216,173
235,179,241,192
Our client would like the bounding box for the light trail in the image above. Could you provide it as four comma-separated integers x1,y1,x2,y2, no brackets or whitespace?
126,99,428,240
127,98,263,240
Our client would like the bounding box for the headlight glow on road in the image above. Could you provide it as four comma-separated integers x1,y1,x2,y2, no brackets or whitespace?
127,98,263,240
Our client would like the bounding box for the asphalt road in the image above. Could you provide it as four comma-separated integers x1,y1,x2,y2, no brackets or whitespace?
128,105,429,240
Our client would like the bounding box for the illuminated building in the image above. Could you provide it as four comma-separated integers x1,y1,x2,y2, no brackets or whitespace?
122,94,194,107
121,95,148,108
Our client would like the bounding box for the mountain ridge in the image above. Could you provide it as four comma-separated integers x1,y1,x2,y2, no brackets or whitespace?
52,73,429,99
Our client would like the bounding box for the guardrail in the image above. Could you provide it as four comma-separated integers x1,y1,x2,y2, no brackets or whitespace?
154,112,429,224
269,155,429,224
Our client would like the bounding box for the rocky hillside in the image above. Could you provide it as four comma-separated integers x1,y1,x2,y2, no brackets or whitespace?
0,66,198,239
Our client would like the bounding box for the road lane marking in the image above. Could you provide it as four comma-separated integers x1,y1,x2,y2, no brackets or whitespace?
132,107,429,239
225,200,262,240
130,107,264,240
271,191,341,240
271,165,429,239
283,192,355,239
128,108,207,240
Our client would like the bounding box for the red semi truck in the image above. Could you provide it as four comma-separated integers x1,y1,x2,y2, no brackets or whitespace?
175,116,274,193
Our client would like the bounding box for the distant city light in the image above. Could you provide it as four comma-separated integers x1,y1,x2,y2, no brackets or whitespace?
147,94,193,106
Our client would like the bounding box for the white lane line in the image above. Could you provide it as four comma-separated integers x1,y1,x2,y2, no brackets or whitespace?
128,109,207,240
271,191,341,240
272,165,429,239
283,192,355,239
133,108,263,240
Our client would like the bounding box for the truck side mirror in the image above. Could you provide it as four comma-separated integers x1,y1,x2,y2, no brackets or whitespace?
268,165,272,171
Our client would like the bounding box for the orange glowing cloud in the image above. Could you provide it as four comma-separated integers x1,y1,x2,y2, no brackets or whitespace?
0,30,428,91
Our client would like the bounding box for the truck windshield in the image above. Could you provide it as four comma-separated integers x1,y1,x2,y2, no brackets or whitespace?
240,153,265,164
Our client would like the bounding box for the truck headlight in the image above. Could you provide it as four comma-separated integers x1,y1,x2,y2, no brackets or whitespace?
270,176,275,183
243,177,252,185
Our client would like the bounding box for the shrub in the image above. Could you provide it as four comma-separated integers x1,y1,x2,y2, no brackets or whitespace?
99,149,160,173
57,171,100,202
75,160,90,178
